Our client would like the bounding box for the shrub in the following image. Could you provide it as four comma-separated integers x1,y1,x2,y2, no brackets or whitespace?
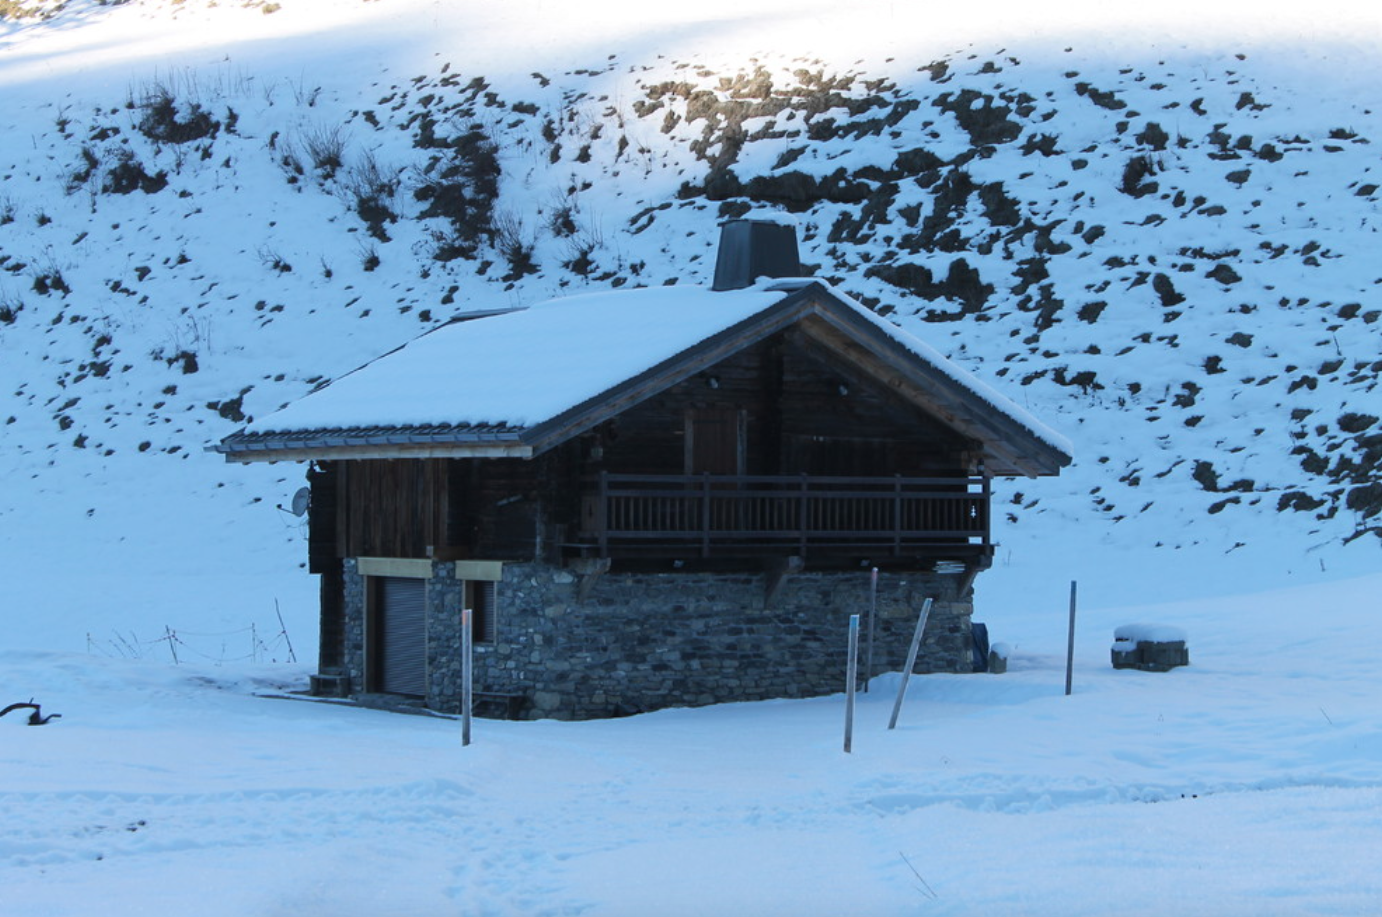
102,148,168,195
493,211,537,281
302,125,346,180
136,84,220,145
342,152,399,242
412,122,501,260
1120,154,1160,197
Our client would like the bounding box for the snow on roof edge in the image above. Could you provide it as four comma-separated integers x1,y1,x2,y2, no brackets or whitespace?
228,278,1071,465
817,282,1075,461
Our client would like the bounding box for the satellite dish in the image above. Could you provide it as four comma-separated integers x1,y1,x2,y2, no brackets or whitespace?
289,487,311,517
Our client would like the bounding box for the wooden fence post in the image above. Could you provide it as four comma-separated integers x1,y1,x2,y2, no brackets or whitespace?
888,597,933,730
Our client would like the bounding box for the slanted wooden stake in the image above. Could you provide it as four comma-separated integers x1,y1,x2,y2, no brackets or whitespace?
844,613,860,754
888,597,933,730
461,608,473,746
275,599,297,664
863,567,878,693
1065,581,1078,697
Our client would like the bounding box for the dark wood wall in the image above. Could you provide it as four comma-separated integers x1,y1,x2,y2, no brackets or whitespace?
594,331,974,478
311,455,561,563
331,458,452,558
308,329,980,565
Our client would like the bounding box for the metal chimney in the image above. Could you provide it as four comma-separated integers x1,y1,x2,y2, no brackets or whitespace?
711,219,802,291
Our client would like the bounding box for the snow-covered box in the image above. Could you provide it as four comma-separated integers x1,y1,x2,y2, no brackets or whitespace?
1111,624,1190,672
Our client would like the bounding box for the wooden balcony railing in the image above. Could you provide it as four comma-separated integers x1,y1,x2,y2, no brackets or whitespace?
577,472,990,559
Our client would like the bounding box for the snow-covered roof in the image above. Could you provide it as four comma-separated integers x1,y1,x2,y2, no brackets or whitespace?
217,280,1073,474
262,285,785,431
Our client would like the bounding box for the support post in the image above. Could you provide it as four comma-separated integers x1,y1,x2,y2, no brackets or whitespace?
573,556,612,604
461,607,473,746
701,473,712,558
980,472,992,550
844,613,859,754
596,471,609,558
763,555,802,609
1065,581,1077,697
888,597,933,730
863,567,878,693
892,475,902,555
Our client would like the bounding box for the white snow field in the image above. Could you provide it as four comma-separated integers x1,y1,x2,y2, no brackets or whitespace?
4,573,1381,916
3,0,1382,914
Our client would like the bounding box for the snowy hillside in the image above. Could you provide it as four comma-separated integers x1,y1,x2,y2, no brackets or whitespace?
2,1,1380,649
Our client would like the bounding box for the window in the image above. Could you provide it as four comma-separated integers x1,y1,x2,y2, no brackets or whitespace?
452,561,501,646
466,579,497,645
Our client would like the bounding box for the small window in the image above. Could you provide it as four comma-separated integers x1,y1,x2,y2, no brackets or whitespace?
466,580,497,645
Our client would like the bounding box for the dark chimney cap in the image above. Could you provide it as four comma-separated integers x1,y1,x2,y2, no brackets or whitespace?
711,218,803,291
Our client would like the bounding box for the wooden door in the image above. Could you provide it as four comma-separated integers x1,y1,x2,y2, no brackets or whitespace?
686,407,745,476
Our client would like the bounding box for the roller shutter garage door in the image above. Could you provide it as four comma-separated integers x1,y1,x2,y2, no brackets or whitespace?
377,576,427,696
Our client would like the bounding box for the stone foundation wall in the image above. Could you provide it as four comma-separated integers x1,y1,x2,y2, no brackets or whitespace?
340,559,973,720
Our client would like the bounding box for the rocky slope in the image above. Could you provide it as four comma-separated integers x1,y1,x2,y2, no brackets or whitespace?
2,1,1378,648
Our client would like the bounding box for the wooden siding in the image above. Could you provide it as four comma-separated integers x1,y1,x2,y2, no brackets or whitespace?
590,331,974,480
464,457,545,559
336,459,452,559
307,463,339,574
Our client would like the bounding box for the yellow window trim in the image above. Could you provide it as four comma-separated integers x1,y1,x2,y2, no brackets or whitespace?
357,557,433,579
453,560,504,582
356,557,504,582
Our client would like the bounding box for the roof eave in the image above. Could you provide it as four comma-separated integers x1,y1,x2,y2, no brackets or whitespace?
794,299,1074,476
212,431,532,463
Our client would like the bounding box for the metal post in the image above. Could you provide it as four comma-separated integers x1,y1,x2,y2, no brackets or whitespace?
844,614,859,754
1065,581,1077,697
888,597,933,730
461,608,473,746
863,567,878,693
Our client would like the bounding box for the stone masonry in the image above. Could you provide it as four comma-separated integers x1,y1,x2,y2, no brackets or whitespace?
340,558,973,720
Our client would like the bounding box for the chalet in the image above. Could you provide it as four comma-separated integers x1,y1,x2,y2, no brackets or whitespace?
215,219,1071,720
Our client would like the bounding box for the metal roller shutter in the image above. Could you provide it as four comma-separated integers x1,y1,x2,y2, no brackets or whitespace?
378,576,427,696
475,580,497,644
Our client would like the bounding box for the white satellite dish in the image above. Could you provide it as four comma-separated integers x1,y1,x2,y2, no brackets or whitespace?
289,487,311,517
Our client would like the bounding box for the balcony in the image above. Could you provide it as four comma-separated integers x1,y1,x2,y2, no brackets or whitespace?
576,472,990,561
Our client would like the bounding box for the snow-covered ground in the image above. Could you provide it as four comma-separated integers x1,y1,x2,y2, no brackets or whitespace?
5,573,1381,916
3,1,1381,913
